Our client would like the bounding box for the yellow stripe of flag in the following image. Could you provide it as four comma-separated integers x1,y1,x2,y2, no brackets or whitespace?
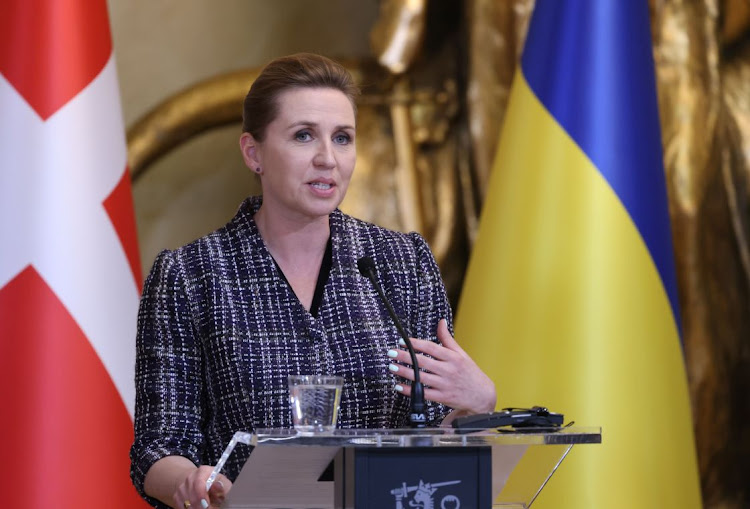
456,70,701,508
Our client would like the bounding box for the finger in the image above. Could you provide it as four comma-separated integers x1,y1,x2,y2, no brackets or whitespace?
395,381,411,396
188,468,215,508
208,476,232,506
187,490,209,509
174,484,198,509
388,362,447,389
404,355,448,377
406,338,457,361
395,382,451,406
174,495,202,509
389,361,415,381
387,348,447,374
173,494,185,508
207,479,224,497
436,319,463,353
208,491,225,508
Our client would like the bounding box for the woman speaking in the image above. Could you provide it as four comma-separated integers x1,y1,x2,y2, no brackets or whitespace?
130,53,496,508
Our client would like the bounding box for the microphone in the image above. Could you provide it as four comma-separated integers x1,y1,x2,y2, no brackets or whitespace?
357,256,426,428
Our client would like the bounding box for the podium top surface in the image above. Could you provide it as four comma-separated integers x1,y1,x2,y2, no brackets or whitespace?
249,426,601,448
220,427,601,507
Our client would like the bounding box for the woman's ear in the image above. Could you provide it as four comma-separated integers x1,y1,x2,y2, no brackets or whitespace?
239,132,261,171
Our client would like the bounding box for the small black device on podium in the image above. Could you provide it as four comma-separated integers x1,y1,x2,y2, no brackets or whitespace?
452,406,564,433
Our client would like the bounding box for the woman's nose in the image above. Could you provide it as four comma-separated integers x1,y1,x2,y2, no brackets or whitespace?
313,141,335,168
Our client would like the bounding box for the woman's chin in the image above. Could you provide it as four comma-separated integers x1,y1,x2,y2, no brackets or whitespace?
292,200,341,221
304,192,344,215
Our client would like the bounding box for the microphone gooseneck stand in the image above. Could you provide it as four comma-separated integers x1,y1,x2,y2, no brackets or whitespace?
357,256,427,428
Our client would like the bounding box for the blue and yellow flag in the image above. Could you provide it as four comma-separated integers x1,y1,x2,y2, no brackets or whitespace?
455,1,702,507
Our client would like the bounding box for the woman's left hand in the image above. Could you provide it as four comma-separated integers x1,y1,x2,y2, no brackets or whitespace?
388,319,497,415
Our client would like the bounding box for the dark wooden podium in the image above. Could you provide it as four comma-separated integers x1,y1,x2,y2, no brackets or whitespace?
217,427,601,508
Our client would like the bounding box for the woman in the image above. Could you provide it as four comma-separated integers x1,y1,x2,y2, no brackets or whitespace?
130,53,496,509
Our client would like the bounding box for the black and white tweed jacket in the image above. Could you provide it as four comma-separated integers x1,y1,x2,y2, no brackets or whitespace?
130,197,452,504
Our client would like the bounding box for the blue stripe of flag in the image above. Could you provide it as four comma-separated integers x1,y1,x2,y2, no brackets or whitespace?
520,0,682,334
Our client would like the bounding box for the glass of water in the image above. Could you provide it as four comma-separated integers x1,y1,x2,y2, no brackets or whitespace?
288,375,343,434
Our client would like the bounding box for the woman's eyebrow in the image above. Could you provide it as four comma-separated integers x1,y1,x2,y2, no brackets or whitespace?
286,121,355,131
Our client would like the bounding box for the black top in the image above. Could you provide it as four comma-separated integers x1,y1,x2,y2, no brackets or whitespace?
271,237,333,318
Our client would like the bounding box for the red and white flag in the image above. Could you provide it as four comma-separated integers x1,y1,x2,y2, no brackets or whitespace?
0,0,147,506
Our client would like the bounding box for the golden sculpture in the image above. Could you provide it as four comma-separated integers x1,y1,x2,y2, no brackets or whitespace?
370,0,428,232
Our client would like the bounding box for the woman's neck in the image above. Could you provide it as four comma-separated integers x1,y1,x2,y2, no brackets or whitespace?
253,203,331,311
253,204,330,267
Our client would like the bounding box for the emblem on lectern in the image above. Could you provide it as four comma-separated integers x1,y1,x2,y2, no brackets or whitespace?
389,479,462,509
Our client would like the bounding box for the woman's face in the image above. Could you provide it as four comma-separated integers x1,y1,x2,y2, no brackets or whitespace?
242,87,356,223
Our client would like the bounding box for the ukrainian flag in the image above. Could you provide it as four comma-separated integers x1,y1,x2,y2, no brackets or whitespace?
455,1,702,507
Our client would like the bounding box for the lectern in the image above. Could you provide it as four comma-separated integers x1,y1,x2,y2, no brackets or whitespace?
219,427,601,508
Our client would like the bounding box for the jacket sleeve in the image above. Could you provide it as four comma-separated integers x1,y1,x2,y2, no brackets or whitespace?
130,249,206,506
407,232,454,425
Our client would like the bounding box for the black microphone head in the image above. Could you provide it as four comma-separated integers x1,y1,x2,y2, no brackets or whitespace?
357,256,376,277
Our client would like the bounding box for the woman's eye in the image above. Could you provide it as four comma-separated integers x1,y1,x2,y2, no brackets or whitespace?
334,133,351,144
295,131,312,142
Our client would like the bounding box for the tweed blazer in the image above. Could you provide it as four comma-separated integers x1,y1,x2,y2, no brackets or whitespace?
130,196,453,504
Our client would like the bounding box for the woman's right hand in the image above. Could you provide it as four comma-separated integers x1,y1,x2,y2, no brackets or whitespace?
144,456,232,509
172,465,232,508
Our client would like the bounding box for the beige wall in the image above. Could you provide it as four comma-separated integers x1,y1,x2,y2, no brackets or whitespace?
108,1,380,275
109,1,379,126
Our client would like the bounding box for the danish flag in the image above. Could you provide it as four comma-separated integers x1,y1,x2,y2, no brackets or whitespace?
0,0,147,505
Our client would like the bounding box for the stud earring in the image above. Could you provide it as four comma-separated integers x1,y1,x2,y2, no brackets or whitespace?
254,167,262,174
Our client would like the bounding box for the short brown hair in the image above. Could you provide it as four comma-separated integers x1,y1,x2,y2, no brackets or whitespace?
241,53,360,141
